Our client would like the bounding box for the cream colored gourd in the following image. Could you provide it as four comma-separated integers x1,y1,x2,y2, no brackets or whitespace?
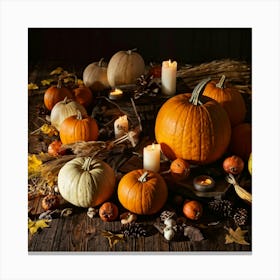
50,97,87,131
83,58,110,91
107,49,145,87
58,157,116,208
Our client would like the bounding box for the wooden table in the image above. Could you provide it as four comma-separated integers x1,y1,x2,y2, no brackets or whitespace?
28,64,252,252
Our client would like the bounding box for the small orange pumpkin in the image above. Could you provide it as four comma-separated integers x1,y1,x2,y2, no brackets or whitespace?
155,78,231,164
44,79,73,111
203,75,246,127
183,200,203,220
117,169,168,215
229,123,252,161
59,110,99,144
170,158,190,181
99,202,119,222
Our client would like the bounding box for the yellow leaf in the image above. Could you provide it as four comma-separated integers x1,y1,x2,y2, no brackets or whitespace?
28,218,50,235
63,77,75,84
225,226,250,245
50,67,63,75
101,230,125,248
28,83,39,90
77,79,84,86
40,124,58,137
41,79,54,86
28,154,42,176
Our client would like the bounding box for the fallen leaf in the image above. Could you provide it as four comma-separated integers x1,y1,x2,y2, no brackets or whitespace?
50,67,64,75
28,218,50,235
28,83,39,90
40,124,58,137
101,230,125,248
41,79,54,86
28,154,42,177
63,77,75,84
225,226,250,245
77,79,84,86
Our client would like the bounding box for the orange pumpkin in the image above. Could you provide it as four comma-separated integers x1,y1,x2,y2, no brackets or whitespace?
203,75,246,127
59,111,99,144
117,169,168,215
170,158,190,181
99,202,119,222
183,200,203,220
229,123,252,161
44,79,73,111
72,85,93,109
155,78,231,165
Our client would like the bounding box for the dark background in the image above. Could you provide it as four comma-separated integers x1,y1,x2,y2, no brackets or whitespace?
28,28,251,70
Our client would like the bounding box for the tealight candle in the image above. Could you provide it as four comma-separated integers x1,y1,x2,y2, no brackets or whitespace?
161,59,177,95
143,143,161,172
193,175,215,192
114,115,128,138
109,88,123,100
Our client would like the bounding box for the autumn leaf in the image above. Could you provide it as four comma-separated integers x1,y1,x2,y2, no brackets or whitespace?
28,154,42,177
40,124,58,137
101,230,125,248
63,77,75,84
41,79,54,86
225,226,250,245
50,67,64,75
77,79,84,86
28,83,39,90
28,218,50,235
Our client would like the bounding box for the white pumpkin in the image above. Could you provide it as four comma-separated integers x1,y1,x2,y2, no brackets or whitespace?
58,157,116,208
83,58,110,91
107,49,145,87
50,97,87,131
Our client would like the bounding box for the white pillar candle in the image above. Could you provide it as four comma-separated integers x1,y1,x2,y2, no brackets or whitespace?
143,143,161,173
161,59,177,95
114,115,129,138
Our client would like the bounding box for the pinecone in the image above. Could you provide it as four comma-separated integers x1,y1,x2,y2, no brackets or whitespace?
233,208,248,226
134,74,160,99
121,223,148,238
208,199,234,218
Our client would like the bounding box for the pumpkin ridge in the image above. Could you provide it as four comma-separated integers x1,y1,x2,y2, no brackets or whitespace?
181,98,192,159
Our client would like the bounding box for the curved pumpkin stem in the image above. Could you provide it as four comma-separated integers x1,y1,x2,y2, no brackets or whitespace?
189,77,211,106
82,157,92,171
138,171,149,182
216,75,226,88
57,79,63,89
127,48,137,55
76,110,83,120
98,58,105,67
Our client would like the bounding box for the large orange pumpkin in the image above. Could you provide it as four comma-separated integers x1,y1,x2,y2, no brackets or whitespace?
229,123,252,161
44,79,73,111
59,111,99,144
203,75,246,127
117,169,168,215
155,78,231,165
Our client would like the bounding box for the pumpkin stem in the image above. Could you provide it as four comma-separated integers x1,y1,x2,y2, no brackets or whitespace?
127,48,137,55
216,75,226,88
189,77,211,106
57,79,63,88
82,157,92,171
98,58,105,67
138,171,149,182
76,110,83,120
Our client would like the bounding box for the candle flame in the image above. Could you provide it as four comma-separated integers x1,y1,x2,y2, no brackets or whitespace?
168,59,172,66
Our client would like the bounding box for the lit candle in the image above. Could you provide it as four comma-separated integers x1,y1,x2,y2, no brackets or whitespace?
161,59,177,95
114,115,129,138
109,88,123,100
143,143,161,172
